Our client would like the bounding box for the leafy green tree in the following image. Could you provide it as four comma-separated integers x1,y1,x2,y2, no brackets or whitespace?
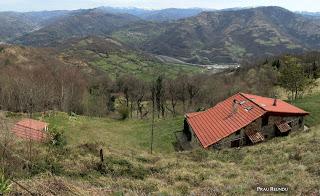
279,57,314,100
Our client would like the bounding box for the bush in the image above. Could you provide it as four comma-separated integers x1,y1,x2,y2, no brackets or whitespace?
47,125,67,148
117,104,129,120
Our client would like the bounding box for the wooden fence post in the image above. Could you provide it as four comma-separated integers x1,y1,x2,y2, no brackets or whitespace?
99,148,104,163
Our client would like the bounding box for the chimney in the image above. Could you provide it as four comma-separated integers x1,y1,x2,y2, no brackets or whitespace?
273,98,277,106
232,99,238,114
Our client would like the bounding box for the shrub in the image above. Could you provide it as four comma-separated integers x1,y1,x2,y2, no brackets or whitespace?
47,125,67,148
117,104,129,120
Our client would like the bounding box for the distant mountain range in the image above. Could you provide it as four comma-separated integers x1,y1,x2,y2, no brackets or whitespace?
13,9,143,47
96,7,211,22
297,11,320,17
136,7,320,63
1,6,320,64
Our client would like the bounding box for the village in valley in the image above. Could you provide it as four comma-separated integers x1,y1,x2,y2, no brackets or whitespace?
1,1,320,195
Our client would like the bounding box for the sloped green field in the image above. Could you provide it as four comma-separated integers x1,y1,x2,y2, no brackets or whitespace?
6,93,320,195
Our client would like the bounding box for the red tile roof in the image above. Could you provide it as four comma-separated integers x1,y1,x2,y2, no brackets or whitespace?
241,93,309,115
186,93,308,148
11,119,48,141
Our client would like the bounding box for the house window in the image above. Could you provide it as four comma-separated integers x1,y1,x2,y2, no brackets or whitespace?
262,116,269,126
231,139,240,147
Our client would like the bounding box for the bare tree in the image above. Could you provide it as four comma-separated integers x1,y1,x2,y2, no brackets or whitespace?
155,75,165,118
150,81,156,154
166,78,179,117
176,74,188,113
187,75,203,110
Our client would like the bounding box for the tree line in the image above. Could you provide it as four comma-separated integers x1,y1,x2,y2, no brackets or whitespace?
0,65,276,119
0,52,319,118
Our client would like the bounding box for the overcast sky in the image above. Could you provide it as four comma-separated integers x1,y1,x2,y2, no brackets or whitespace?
0,0,319,12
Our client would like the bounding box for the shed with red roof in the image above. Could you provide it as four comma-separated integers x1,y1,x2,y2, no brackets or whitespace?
11,119,49,141
182,93,308,149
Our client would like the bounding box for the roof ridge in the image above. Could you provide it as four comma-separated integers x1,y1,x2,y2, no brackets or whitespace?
239,92,268,112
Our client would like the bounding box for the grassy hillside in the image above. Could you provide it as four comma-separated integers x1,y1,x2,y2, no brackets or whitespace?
44,112,182,153
5,92,320,195
61,37,204,79
35,92,318,153
9,123,320,195
292,93,320,127
0,38,204,81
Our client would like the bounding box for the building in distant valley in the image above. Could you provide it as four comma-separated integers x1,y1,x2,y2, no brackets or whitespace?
179,93,309,150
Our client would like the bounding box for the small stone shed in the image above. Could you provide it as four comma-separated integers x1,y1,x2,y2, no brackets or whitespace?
183,93,309,149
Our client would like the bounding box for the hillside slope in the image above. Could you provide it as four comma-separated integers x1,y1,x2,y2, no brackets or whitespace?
0,44,104,79
4,90,320,195
136,6,320,64
0,12,37,42
59,36,203,79
8,117,320,195
13,9,143,47
0,10,69,42
0,38,203,80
